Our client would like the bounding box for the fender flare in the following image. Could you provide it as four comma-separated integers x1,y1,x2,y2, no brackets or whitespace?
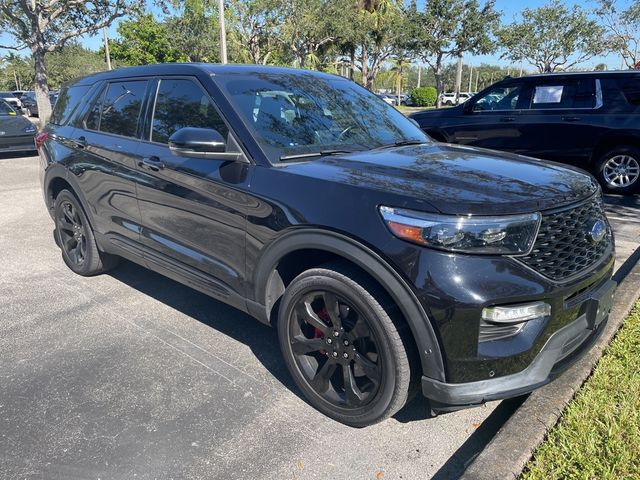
253,229,446,382
43,164,97,229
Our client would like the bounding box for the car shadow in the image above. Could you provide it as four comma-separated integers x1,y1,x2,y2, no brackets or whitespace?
106,259,443,423
107,259,300,393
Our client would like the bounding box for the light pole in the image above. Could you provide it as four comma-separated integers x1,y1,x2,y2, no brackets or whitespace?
103,26,112,70
218,0,228,64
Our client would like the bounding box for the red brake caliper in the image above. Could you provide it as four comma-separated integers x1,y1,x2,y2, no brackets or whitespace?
315,306,330,355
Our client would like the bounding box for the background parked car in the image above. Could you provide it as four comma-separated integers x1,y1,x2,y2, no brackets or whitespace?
21,91,59,117
0,91,23,112
0,100,36,153
412,71,640,193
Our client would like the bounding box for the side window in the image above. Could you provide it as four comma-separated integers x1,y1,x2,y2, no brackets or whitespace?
85,86,106,131
529,79,595,109
473,84,523,111
616,77,640,105
99,80,148,137
151,78,228,144
50,85,90,126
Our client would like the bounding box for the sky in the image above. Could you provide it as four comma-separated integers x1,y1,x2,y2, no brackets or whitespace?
0,0,628,71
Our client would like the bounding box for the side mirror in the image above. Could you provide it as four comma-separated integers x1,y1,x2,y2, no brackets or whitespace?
168,127,227,158
463,101,474,114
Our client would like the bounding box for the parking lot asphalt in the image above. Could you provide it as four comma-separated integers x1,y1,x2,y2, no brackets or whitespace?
1,154,638,480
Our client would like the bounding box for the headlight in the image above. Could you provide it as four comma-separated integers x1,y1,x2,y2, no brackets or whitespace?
379,206,541,255
23,124,36,133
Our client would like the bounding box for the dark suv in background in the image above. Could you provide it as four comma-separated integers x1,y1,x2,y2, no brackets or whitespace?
412,71,640,193
39,64,615,426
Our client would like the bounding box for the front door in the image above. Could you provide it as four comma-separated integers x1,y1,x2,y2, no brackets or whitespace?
134,77,251,306
444,81,532,152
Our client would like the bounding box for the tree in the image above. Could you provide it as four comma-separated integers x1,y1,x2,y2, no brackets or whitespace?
408,0,499,107
280,0,343,69
498,0,605,73
46,43,107,88
227,0,283,65
109,13,186,65
0,0,135,124
0,53,34,90
166,0,220,62
597,0,640,69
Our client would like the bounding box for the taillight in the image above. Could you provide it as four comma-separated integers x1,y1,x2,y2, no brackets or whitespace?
35,131,49,149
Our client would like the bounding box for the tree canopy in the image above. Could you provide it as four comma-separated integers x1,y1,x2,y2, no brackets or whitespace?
498,0,606,73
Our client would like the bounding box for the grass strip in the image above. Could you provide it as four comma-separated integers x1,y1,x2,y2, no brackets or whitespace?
522,301,640,480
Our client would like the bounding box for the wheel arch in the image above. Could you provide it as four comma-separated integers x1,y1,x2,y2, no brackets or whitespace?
251,229,446,382
591,134,640,166
44,166,97,229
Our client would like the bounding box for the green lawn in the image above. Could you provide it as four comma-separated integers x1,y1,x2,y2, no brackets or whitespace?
522,302,640,480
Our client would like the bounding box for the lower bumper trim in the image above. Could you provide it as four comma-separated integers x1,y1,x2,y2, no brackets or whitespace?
422,305,610,406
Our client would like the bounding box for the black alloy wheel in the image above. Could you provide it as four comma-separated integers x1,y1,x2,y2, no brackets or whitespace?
278,264,416,427
289,290,383,409
53,189,118,276
57,199,87,266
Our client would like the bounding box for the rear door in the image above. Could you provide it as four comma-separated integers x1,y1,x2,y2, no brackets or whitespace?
443,80,532,152
68,79,149,250
516,76,602,165
134,76,251,307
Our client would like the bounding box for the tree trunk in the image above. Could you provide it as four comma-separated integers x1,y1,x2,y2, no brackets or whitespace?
32,45,51,128
349,47,355,80
434,63,443,108
361,44,368,88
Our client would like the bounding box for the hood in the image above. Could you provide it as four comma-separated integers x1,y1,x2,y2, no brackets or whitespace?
0,115,33,136
282,143,599,215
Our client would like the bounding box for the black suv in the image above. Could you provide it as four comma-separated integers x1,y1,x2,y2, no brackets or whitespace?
40,64,616,426
411,71,640,194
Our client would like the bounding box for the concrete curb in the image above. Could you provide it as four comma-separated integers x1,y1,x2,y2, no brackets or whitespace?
460,246,640,480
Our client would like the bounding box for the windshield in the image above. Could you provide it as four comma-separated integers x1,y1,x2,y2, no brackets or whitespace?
215,72,429,162
0,101,16,115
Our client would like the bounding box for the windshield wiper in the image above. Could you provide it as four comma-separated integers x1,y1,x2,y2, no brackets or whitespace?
375,140,425,150
279,149,354,161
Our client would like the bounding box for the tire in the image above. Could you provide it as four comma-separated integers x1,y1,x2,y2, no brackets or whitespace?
53,189,118,276
595,146,640,194
277,263,417,427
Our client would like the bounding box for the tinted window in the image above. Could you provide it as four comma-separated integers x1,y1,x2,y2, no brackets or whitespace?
151,78,228,144
50,85,90,126
617,77,640,105
215,72,428,162
473,84,523,111
529,79,595,109
0,100,16,115
95,80,148,137
85,86,106,131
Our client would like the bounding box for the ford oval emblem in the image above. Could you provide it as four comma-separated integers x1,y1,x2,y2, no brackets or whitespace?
589,219,607,244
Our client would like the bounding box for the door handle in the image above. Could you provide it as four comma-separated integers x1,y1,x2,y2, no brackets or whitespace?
74,136,87,149
140,156,164,171
562,116,581,122
500,116,516,122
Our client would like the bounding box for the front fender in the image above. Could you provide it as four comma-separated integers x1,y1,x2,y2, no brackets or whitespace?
251,228,446,382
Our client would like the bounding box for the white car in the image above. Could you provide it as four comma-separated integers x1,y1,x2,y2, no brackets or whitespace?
0,92,23,111
440,92,474,106
439,92,457,106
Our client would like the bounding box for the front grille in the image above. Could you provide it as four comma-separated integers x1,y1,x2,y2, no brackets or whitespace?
519,196,612,281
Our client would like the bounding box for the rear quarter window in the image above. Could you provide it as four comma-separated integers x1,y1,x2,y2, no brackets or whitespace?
50,85,91,126
616,77,640,105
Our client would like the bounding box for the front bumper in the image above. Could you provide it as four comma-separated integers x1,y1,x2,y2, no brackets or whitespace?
0,135,36,153
421,279,615,406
